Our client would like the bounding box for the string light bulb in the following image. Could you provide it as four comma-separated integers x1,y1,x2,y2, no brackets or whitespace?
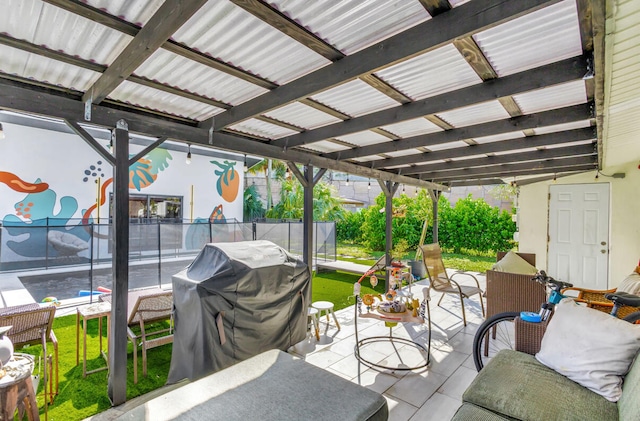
0,123,5,140
345,175,349,186
243,154,248,172
402,184,406,193
368,179,371,190
186,144,192,164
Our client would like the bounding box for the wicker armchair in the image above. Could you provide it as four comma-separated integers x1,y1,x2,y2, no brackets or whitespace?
0,303,59,405
485,252,545,319
561,286,640,319
101,288,174,383
420,243,485,326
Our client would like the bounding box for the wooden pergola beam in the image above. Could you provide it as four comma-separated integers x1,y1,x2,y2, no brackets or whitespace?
82,0,207,105
274,56,588,149
208,0,563,130
425,155,597,181
404,143,596,175
390,127,595,172
0,77,448,191
230,0,344,61
43,0,277,90
325,102,592,162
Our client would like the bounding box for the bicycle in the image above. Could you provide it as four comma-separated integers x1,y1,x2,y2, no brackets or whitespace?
472,270,640,371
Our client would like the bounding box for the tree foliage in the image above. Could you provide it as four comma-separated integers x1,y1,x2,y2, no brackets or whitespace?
338,191,516,255
243,184,265,221
266,179,347,221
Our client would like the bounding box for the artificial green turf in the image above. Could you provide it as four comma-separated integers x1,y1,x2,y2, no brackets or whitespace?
15,315,171,421
14,253,491,420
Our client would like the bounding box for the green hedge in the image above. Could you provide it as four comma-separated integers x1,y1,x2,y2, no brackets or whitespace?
337,192,515,255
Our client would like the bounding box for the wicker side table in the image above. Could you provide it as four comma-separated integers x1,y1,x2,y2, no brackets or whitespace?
515,317,549,355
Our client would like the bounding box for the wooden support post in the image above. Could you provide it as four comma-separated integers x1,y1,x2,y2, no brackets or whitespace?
108,119,130,405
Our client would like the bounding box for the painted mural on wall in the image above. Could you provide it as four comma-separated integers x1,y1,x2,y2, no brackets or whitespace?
1,171,85,258
212,160,239,202
1,123,244,265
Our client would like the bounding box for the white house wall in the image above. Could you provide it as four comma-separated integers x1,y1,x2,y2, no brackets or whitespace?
518,162,640,288
0,122,244,264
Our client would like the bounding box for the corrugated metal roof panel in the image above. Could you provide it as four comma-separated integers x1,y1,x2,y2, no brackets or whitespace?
427,140,469,151
0,44,100,92
172,0,330,85
2,0,131,66
473,131,525,144
109,80,222,121
449,0,472,7
545,139,595,149
449,153,492,161
135,49,267,106
436,100,511,128
375,44,482,101
513,80,587,114
84,0,164,26
533,119,592,135
381,117,443,138
351,155,385,163
334,130,392,147
267,0,430,55
474,0,582,77
384,149,423,158
298,140,350,154
311,79,400,117
264,102,342,130
228,118,299,139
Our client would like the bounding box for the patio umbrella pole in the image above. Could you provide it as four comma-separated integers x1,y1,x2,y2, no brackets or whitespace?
378,180,399,291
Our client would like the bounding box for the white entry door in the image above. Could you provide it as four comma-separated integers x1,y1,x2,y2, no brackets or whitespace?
548,183,609,289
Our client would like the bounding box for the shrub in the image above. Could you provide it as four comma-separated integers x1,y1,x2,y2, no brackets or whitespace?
336,210,365,243
438,195,515,254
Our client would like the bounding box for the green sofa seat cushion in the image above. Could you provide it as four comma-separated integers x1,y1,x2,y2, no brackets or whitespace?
452,402,511,421
463,350,618,421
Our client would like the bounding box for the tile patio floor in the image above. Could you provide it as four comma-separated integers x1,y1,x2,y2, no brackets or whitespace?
90,273,487,421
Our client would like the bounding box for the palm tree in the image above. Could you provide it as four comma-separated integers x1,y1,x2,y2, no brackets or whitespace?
246,158,287,209
266,178,346,221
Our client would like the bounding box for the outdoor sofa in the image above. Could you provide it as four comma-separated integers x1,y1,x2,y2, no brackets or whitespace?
115,349,388,421
452,300,640,421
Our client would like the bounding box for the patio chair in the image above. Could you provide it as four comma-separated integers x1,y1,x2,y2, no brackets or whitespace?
101,288,174,383
420,243,485,326
561,271,640,319
0,303,59,405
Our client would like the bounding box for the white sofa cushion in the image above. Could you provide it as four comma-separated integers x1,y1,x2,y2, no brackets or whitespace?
491,251,537,275
536,299,640,402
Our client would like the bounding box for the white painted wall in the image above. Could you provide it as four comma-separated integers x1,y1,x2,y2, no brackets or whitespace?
0,122,244,264
518,162,640,288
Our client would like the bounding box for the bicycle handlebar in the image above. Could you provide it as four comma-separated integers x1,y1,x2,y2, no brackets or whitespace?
532,270,573,291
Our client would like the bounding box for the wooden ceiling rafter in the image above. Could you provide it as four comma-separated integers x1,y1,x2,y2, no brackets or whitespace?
82,0,208,105
381,127,595,171
42,0,278,90
404,143,596,175
208,0,563,131
275,56,588,149
0,77,448,191
429,157,597,181
323,102,591,162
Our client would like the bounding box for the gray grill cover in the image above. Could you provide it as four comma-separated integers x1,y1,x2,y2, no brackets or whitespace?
168,240,311,383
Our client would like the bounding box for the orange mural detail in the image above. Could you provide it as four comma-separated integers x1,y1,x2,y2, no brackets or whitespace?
0,171,49,193
82,178,113,225
209,204,225,222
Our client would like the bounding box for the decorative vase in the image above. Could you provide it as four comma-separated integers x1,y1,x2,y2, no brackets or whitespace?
0,325,14,365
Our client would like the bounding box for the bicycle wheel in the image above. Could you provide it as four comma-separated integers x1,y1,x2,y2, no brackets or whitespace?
473,312,519,371
623,311,640,324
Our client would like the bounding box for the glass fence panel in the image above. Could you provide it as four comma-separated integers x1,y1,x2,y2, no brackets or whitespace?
1,220,336,303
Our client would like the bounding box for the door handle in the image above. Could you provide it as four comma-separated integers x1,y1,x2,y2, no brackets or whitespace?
601,241,607,246
601,250,607,254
